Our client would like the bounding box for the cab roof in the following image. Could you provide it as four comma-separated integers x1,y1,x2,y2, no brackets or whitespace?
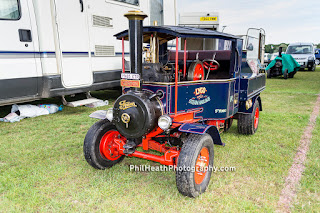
114,25,241,44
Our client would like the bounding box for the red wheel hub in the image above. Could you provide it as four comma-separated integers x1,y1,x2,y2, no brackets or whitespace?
254,107,259,129
100,130,125,161
193,63,205,81
194,147,209,184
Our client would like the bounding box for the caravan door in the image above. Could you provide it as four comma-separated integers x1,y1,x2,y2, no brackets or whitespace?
54,0,93,88
0,0,38,102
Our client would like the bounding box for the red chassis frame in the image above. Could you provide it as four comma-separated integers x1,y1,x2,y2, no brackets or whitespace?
100,109,227,166
103,37,226,166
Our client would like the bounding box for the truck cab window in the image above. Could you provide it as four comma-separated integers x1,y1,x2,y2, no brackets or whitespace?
0,0,20,20
113,0,139,6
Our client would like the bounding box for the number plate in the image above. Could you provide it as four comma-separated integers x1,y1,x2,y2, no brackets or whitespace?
200,17,218,21
121,73,140,80
121,79,140,88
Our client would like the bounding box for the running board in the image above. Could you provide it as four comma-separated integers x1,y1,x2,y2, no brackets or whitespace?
64,98,101,107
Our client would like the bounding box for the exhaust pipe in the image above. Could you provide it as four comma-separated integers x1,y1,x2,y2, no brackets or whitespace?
124,11,148,91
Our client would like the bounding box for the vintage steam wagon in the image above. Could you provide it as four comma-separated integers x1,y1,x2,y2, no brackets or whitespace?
266,47,300,79
83,11,266,197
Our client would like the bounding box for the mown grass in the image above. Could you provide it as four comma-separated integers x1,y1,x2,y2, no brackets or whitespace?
0,68,320,212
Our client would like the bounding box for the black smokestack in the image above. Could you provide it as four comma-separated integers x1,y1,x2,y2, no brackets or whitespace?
124,11,147,90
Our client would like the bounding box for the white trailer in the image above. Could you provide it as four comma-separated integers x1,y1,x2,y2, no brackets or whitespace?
0,0,176,106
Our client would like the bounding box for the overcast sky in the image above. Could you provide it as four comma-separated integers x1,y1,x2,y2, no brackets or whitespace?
177,0,320,44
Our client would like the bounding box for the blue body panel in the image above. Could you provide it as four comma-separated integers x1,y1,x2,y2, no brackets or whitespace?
179,123,211,134
316,49,320,59
143,80,237,120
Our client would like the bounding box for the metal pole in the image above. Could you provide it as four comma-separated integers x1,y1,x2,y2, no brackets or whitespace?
183,38,187,78
175,37,179,115
122,37,125,73
124,11,148,91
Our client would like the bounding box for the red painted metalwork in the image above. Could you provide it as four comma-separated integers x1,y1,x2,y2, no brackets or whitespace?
175,37,179,115
142,127,164,150
254,107,259,129
194,147,209,184
147,140,167,153
170,109,202,128
203,61,219,71
102,134,179,166
131,149,179,166
183,38,187,78
100,130,126,161
122,37,125,73
206,120,225,129
193,63,205,81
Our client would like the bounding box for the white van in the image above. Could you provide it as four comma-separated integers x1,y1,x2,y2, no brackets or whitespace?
286,42,317,71
0,0,176,106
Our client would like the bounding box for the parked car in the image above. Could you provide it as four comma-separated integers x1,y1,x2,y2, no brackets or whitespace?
286,42,317,71
315,48,320,65
264,53,271,64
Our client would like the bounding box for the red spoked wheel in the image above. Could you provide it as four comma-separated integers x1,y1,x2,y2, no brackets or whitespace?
194,147,210,185
188,61,205,81
84,119,125,170
100,130,125,161
254,107,259,130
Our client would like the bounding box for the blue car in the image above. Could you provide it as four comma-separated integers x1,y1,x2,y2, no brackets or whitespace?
315,48,320,65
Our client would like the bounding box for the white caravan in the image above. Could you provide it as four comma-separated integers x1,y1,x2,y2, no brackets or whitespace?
0,0,176,106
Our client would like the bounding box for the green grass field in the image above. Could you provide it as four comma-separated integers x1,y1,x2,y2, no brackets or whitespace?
0,67,319,212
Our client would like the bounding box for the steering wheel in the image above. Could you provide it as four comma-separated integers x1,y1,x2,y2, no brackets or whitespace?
203,59,220,71
203,59,220,80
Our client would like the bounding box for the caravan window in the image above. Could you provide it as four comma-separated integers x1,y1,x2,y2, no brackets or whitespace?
0,0,20,20
113,0,139,6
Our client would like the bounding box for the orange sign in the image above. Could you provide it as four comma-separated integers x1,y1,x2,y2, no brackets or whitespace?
121,79,140,88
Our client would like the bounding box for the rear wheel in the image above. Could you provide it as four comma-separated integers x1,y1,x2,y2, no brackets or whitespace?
283,69,288,79
237,100,260,135
84,119,125,170
176,134,214,198
267,69,271,78
288,71,295,78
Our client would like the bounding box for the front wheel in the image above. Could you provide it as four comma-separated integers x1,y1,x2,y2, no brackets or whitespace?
283,69,288,79
309,64,316,71
267,69,271,78
176,134,214,198
83,119,125,170
237,100,260,135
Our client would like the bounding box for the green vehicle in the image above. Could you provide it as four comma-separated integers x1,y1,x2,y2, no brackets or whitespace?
266,48,300,79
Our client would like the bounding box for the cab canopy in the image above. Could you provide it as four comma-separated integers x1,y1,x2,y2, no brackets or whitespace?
114,25,240,43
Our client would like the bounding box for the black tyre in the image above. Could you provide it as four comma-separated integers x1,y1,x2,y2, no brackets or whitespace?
84,119,125,170
283,69,288,79
237,100,260,135
267,69,271,78
288,71,295,78
308,63,316,71
176,134,214,198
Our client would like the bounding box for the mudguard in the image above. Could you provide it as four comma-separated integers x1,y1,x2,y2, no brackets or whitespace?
178,123,224,146
238,95,262,114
